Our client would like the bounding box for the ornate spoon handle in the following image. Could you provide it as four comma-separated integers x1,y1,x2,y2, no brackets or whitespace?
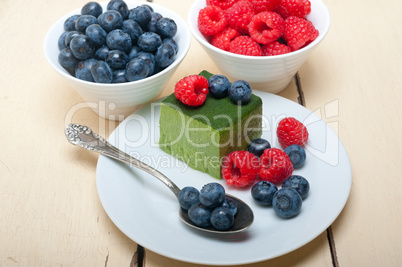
65,123,181,198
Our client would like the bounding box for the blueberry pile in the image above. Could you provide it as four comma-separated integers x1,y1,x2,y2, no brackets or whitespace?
249,138,309,218
57,0,178,83
178,183,237,231
251,176,309,218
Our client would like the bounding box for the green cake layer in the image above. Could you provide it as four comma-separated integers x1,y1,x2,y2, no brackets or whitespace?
159,76,263,179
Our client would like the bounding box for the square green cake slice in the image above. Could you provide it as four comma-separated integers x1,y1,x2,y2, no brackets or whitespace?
159,92,263,179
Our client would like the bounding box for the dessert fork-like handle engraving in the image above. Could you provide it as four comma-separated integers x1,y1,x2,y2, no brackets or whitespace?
65,123,181,197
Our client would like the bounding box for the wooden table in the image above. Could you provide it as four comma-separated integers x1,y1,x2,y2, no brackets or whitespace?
1,0,401,266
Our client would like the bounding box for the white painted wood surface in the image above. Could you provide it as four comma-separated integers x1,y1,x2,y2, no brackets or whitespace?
1,0,401,266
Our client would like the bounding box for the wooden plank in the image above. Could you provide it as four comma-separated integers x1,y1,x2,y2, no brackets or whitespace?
298,0,402,266
145,233,333,267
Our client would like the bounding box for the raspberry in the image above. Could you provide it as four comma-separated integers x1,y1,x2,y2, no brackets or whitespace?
284,16,318,51
206,0,237,10
222,151,260,187
275,0,311,19
225,1,255,34
259,148,294,184
276,117,309,148
211,27,239,51
198,6,227,36
174,75,209,106
229,36,263,56
262,41,291,55
248,11,284,45
248,0,281,13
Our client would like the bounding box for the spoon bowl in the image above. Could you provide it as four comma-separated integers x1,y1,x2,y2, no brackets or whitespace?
180,195,253,233
65,123,254,234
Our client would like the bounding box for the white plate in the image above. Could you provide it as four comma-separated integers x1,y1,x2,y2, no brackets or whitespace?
96,91,352,265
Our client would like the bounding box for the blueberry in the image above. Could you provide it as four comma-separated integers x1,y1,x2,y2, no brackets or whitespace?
127,45,142,60
70,34,96,60
122,19,143,44
64,14,81,31
98,10,123,33
272,188,302,218
178,186,200,210
147,12,163,32
248,138,271,157
251,181,278,206
125,58,150,81
106,50,128,69
210,207,234,231
128,6,152,28
112,69,128,83
156,17,177,38
81,2,103,17
64,31,81,48
106,29,132,53
229,80,252,105
91,60,113,83
85,24,107,47
153,64,166,75
75,15,98,32
199,183,225,209
58,31,69,50
155,42,176,68
94,45,110,60
284,144,306,168
141,4,153,12
222,197,237,215
63,66,76,77
162,38,178,53
138,32,162,52
107,0,129,19
58,48,79,69
75,58,98,82
282,175,310,199
135,52,155,74
188,202,211,227
208,74,230,99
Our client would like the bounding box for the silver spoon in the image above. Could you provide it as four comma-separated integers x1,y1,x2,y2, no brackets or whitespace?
65,123,254,234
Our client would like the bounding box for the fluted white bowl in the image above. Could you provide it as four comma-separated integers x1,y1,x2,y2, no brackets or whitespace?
44,0,191,119
188,0,330,93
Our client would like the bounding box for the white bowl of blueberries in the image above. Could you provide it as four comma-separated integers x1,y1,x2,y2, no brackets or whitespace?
44,0,191,119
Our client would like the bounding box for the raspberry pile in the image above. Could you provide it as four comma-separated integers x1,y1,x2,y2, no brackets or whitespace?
222,116,309,187
197,0,318,56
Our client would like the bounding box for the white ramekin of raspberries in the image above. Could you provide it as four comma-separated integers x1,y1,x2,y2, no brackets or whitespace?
188,0,330,93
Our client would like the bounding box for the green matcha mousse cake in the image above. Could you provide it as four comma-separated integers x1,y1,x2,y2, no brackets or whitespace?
159,74,263,179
